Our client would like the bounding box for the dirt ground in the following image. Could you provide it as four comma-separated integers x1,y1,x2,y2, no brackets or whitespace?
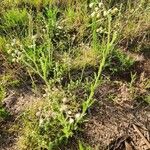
80,85,150,150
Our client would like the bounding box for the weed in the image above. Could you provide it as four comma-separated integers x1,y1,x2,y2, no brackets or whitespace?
106,49,134,74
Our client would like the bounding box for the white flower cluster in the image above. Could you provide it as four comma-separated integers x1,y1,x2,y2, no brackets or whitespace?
57,25,63,30
89,2,119,34
62,53,72,68
89,2,118,18
89,2,104,18
6,39,23,63
36,106,56,127
60,97,81,124
43,87,51,98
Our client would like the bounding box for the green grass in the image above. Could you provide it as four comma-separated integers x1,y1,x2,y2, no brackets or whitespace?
0,0,149,149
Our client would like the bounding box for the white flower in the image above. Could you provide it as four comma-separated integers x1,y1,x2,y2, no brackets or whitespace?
96,13,100,18
36,111,41,117
42,29,46,32
11,53,16,57
103,11,108,16
95,7,99,11
67,111,72,115
51,112,56,118
91,11,96,17
60,104,68,112
28,45,33,48
12,39,16,44
43,93,47,97
62,97,68,103
98,2,103,8
31,34,37,40
39,118,44,126
57,26,63,29
11,43,15,46
17,51,22,56
107,9,111,14
75,113,81,119
89,2,94,8
28,44,35,48
20,45,23,49
52,87,59,91
6,44,9,48
17,57,21,61
16,59,19,63
27,58,30,62
12,58,16,62
7,49,11,54
111,8,118,14
96,27,103,33
15,49,19,54
113,8,118,12
69,118,74,124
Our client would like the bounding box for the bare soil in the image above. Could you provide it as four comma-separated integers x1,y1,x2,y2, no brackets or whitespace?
80,82,150,150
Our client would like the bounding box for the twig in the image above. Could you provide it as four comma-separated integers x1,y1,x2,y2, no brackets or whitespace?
133,124,150,149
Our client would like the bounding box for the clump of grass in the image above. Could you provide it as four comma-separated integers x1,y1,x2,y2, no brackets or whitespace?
118,0,150,52
1,8,28,31
106,49,135,74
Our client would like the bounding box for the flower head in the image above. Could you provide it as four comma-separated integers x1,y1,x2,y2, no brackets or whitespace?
12,58,16,62
12,39,16,44
111,8,119,14
39,118,44,126
57,26,63,29
96,13,100,18
69,118,74,124
60,104,68,112
31,34,37,40
89,2,94,8
36,111,41,117
62,97,68,103
91,12,96,17
95,7,99,11
7,49,11,54
75,113,81,119
98,2,103,8
103,11,108,16
11,53,16,57
67,111,72,115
